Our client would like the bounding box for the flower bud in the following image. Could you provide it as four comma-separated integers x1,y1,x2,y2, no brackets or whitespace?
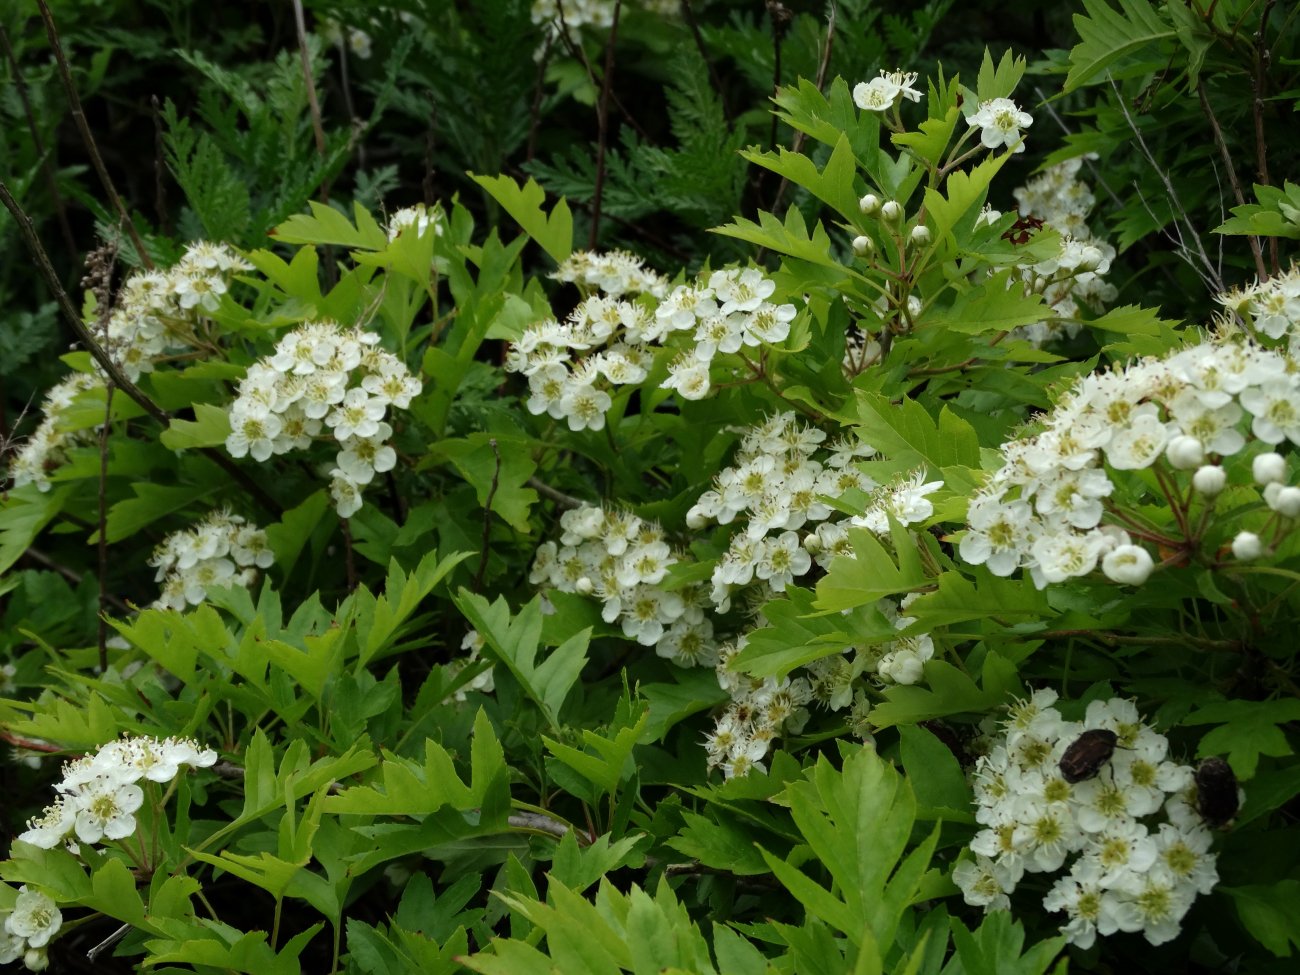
1272,485,1300,518
1231,531,1262,561
880,200,903,223
1192,465,1226,496
1165,435,1204,471
1101,544,1154,585
910,224,932,247
574,576,594,595
858,193,880,215
1079,245,1103,271
1253,451,1287,485
852,235,874,256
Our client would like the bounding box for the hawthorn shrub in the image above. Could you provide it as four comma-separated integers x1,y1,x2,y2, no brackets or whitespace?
1,1,1298,973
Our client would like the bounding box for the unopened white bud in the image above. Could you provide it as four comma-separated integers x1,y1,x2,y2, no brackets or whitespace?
1165,435,1205,470
858,193,880,215
574,576,594,595
803,533,822,555
1079,245,1103,271
852,235,874,256
1192,465,1226,496
1271,485,1300,518
1231,531,1262,561
1101,544,1154,585
880,200,903,223
910,224,932,247
1253,452,1287,485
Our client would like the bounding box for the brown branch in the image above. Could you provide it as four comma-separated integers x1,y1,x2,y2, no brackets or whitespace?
0,178,284,517
0,23,77,260
526,34,555,163
291,0,328,161
35,0,152,269
473,439,502,593
22,548,132,614
527,477,585,509
588,0,623,250
1197,80,1268,281
151,95,171,235
98,383,114,671
1253,0,1278,275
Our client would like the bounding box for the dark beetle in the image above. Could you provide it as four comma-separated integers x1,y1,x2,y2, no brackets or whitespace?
1058,728,1118,784
1195,757,1240,828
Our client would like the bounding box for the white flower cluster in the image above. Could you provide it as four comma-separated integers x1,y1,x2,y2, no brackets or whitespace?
6,374,100,491
224,320,421,517
530,505,715,666
149,510,274,611
955,692,1221,949
1219,264,1300,347
1009,159,1118,346
19,735,217,851
0,887,61,972
852,69,923,112
447,630,496,702
531,0,678,34
386,202,446,243
105,241,251,381
507,262,797,426
320,16,373,59
966,97,1033,153
552,249,668,298
960,336,1300,587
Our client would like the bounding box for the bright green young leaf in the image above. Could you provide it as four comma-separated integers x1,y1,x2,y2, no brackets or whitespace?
470,173,573,264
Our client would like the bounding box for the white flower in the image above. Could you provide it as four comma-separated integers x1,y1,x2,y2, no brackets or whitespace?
961,496,1031,576
5,888,61,949
326,388,387,440
17,797,76,850
1239,378,1300,444
661,355,711,400
1102,544,1154,585
559,383,612,432
1192,465,1226,496
1252,451,1287,485
754,531,812,592
953,854,1015,911
1231,530,1262,561
967,97,1033,153
67,774,145,844
226,409,283,462
330,470,365,518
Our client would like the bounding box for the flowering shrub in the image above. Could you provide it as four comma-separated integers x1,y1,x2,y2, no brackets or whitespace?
2,3,1299,974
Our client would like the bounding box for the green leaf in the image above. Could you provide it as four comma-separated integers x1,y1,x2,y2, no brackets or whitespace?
272,200,389,250
1214,181,1300,241
974,49,1028,102
160,403,232,451
1183,698,1300,779
1223,881,1300,957
712,207,844,270
0,485,71,575
356,550,474,667
470,173,573,264
899,725,975,823
544,707,648,799
871,654,1023,729
102,482,217,543
1064,0,1176,91
815,528,932,611
432,435,539,534
740,133,860,221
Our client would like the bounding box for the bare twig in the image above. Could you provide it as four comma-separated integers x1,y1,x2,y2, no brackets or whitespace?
291,0,328,161
35,0,152,268
527,476,585,509
0,23,77,259
150,95,171,235
1197,80,1268,281
1108,78,1224,294
769,3,837,214
86,923,130,963
588,0,623,250
0,180,284,516
97,383,114,671
508,811,571,840
680,0,732,123
526,34,555,163
473,439,502,593
340,518,358,593
1253,0,1278,275
22,548,132,614
767,1,792,152
1031,86,1124,208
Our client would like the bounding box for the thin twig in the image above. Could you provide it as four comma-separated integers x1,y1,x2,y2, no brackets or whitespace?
22,548,132,614
35,0,152,268
0,179,284,516
527,476,585,509
340,518,358,593
680,0,732,123
769,3,837,215
150,95,171,236
292,0,328,161
588,0,623,250
473,439,502,593
1108,77,1224,294
1253,0,1278,275
767,1,791,152
97,383,114,671
551,6,650,142
1031,86,1124,209
507,811,571,840
1196,80,1268,281
0,23,77,259
526,34,555,163
86,923,130,963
